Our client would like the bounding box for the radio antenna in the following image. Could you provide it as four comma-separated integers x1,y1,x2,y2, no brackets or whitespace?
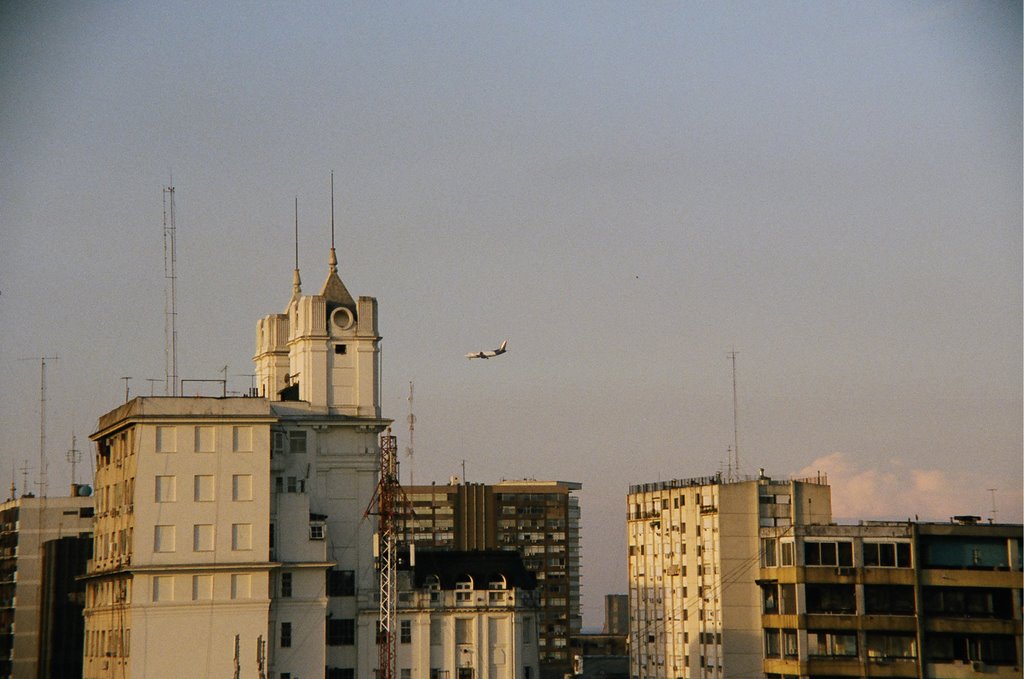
163,183,179,396
20,356,58,496
727,349,740,480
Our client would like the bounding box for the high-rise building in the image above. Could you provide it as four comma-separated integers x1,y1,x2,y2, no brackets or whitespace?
0,490,94,679
401,480,582,678
758,518,1022,678
627,472,832,679
82,246,389,679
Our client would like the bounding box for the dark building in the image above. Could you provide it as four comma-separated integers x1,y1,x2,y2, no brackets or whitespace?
38,535,92,679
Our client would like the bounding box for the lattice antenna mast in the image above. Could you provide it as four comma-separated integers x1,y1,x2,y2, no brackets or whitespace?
405,382,415,486
163,184,179,396
727,350,740,480
21,356,58,497
365,429,406,679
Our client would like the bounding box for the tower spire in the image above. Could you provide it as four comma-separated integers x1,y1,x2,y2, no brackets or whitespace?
291,196,302,303
329,170,338,275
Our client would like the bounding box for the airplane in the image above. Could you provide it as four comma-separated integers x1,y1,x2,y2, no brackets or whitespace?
465,339,508,360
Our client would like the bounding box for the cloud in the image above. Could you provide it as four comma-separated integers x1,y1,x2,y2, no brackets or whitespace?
794,453,1021,523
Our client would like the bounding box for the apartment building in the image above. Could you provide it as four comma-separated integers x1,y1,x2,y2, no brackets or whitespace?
401,480,582,678
627,472,832,679
82,246,388,679
360,549,540,679
758,518,1023,678
0,491,94,679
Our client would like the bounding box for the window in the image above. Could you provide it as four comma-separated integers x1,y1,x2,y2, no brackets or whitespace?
865,585,915,614
328,618,355,646
281,572,292,598
401,670,411,679
194,426,215,452
807,631,857,657
327,670,355,679
280,622,292,648
864,541,912,567
155,426,176,453
232,474,253,501
310,522,326,540
764,629,781,658
232,524,252,551
192,575,213,601
288,431,307,455
400,619,412,643
232,426,252,452
925,633,1018,665
867,633,917,659
154,525,175,552
923,587,1014,619
782,630,798,658
804,541,853,567
193,524,214,552
761,538,778,567
194,475,214,502
780,541,794,566
456,618,473,644
761,584,779,613
327,569,355,596
335,344,347,355
231,574,251,599
152,575,173,602
805,584,856,614
779,584,796,614
154,475,176,502
455,579,473,602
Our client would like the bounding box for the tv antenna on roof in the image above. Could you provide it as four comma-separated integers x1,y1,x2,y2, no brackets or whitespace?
727,349,741,481
67,433,82,486
20,356,58,497
163,182,179,396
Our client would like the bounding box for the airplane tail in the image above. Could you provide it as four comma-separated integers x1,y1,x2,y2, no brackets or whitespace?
498,339,508,351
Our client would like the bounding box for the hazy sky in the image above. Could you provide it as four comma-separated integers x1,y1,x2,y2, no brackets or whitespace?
1,1,1021,626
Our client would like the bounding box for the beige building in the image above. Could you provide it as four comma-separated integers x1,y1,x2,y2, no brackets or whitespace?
759,519,1023,679
627,472,832,679
0,491,94,679
361,549,541,679
401,480,582,678
82,246,389,679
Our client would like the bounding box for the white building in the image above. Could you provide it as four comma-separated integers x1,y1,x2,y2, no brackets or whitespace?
626,472,832,679
0,491,94,679
82,245,389,679
362,549,541,679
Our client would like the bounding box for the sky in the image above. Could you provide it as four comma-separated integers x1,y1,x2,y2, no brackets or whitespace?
1,1,1021,626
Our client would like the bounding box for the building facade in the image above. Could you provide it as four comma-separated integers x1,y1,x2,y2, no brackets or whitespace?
0,491,94,679
361,549,541,679
758,519,1023,678
627,472,832,679
82,247,388,679
401,480,582,677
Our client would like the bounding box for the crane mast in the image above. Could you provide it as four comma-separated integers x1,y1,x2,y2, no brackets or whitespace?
366,429,404,679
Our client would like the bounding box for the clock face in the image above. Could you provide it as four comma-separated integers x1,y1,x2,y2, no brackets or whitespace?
331,306,354,332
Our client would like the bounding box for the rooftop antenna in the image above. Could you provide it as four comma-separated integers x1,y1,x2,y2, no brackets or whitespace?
19,461,30,499
163,183,179,396
67,432,82,486
987,488,998,522
145,378,162,396
405,382,416,486
9,463,15,501
21,356,58,497
727,349,741,481
327,171,339,276
121,376,131,403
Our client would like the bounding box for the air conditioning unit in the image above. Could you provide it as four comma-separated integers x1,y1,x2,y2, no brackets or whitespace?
971,660,985,671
